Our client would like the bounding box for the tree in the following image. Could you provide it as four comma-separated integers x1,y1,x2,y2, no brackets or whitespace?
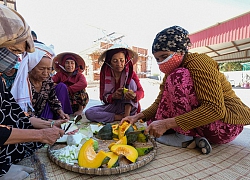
219,62,243,72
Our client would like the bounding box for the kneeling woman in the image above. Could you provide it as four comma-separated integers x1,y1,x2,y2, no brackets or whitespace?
85,44,144,123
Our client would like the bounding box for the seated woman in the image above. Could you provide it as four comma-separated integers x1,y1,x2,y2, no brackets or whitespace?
1,61,20,91
52,52,89,116
11,43,72,119
121,26,250,155
85,44,144,123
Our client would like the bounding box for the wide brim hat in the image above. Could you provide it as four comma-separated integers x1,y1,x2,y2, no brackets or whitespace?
53,52,85,72
98,44,138,65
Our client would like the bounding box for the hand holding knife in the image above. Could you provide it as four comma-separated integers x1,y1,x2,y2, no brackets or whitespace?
63,115,82,133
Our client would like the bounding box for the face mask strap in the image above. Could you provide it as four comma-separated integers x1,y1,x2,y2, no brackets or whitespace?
157,53,176,65
104,61,113,69
124,58,133,66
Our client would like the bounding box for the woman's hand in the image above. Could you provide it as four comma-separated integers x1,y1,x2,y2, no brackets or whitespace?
144,118,178,138
40,126,65,145
112,88,123,99
50,119,68,128
58,110,70,120
124,89,136,100
120,112,145,125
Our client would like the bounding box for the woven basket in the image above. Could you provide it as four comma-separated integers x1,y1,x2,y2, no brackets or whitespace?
47,137,157,175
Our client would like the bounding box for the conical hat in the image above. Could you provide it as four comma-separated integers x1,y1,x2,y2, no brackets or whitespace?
98,44,138,65
53,52,85,72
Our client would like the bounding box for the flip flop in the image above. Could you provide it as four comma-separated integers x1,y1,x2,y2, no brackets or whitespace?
195,137,212,155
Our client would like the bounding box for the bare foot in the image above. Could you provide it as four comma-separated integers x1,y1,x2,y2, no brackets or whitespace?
0,164,34,180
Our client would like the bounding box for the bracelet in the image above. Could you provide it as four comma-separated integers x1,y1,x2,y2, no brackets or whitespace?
50,121,55,128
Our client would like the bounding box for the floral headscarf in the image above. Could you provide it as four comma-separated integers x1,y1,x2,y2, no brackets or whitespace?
152,26,191,53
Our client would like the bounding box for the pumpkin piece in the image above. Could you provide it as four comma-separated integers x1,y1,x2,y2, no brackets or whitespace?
118,121,134,139
101,156,111,166
132,124,137,130
97,123,113,140
108,142,116,150
112,124,119,129
112,124,119,139
123,87,129,94
78,138,109,168
106,152,119,168
111,144,138,163
108,136,127,149
126,133,138,145
133,142,154,156
137,132,148,143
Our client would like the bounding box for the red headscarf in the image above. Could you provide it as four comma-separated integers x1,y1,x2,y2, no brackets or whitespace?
60,54,83,75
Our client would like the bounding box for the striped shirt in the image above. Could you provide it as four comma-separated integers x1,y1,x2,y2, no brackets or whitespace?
142,53,250,131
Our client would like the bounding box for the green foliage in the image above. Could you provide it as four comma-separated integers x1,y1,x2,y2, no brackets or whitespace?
219,62,243,72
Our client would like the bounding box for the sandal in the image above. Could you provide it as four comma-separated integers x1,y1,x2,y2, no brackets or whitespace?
195,137,212,155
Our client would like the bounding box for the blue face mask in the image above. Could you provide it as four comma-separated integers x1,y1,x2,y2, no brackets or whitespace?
157,53,175,65
0,48,19,72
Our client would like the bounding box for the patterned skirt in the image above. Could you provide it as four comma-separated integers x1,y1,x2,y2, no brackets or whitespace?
153,67,243,144
70,89,89,113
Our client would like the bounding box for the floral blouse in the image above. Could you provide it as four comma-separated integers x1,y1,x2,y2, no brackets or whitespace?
29,77,62,117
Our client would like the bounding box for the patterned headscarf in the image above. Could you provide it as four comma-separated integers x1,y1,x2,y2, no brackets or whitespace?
152,26,191,53
0,4,34,52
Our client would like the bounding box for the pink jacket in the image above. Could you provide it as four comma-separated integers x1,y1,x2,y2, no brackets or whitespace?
52,72,87,94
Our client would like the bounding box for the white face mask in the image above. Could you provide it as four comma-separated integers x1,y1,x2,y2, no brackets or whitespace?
157,53,175,65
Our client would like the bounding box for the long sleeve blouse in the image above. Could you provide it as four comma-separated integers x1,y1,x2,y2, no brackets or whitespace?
104,71,144,104
30,77,62,117
52,72,87,94
142,53,250,131
0,79,32,146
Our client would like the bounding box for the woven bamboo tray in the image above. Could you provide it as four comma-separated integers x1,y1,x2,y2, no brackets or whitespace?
47,137,157,175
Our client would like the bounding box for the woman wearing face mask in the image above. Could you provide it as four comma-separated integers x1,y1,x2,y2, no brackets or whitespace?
85,44,144,123
11,43,72,120
0,5,66,180
1,61,20,91
121,26,250,155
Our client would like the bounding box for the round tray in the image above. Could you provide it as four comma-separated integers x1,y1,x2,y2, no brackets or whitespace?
47,137,157,175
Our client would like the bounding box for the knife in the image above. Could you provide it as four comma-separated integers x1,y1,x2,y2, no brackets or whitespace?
127,129,153,139
127,129,145,135
64,115,82,133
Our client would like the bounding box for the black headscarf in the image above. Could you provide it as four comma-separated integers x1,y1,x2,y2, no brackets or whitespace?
152,25,191,53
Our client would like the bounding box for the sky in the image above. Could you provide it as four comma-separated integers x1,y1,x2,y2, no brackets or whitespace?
16,0,250,73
